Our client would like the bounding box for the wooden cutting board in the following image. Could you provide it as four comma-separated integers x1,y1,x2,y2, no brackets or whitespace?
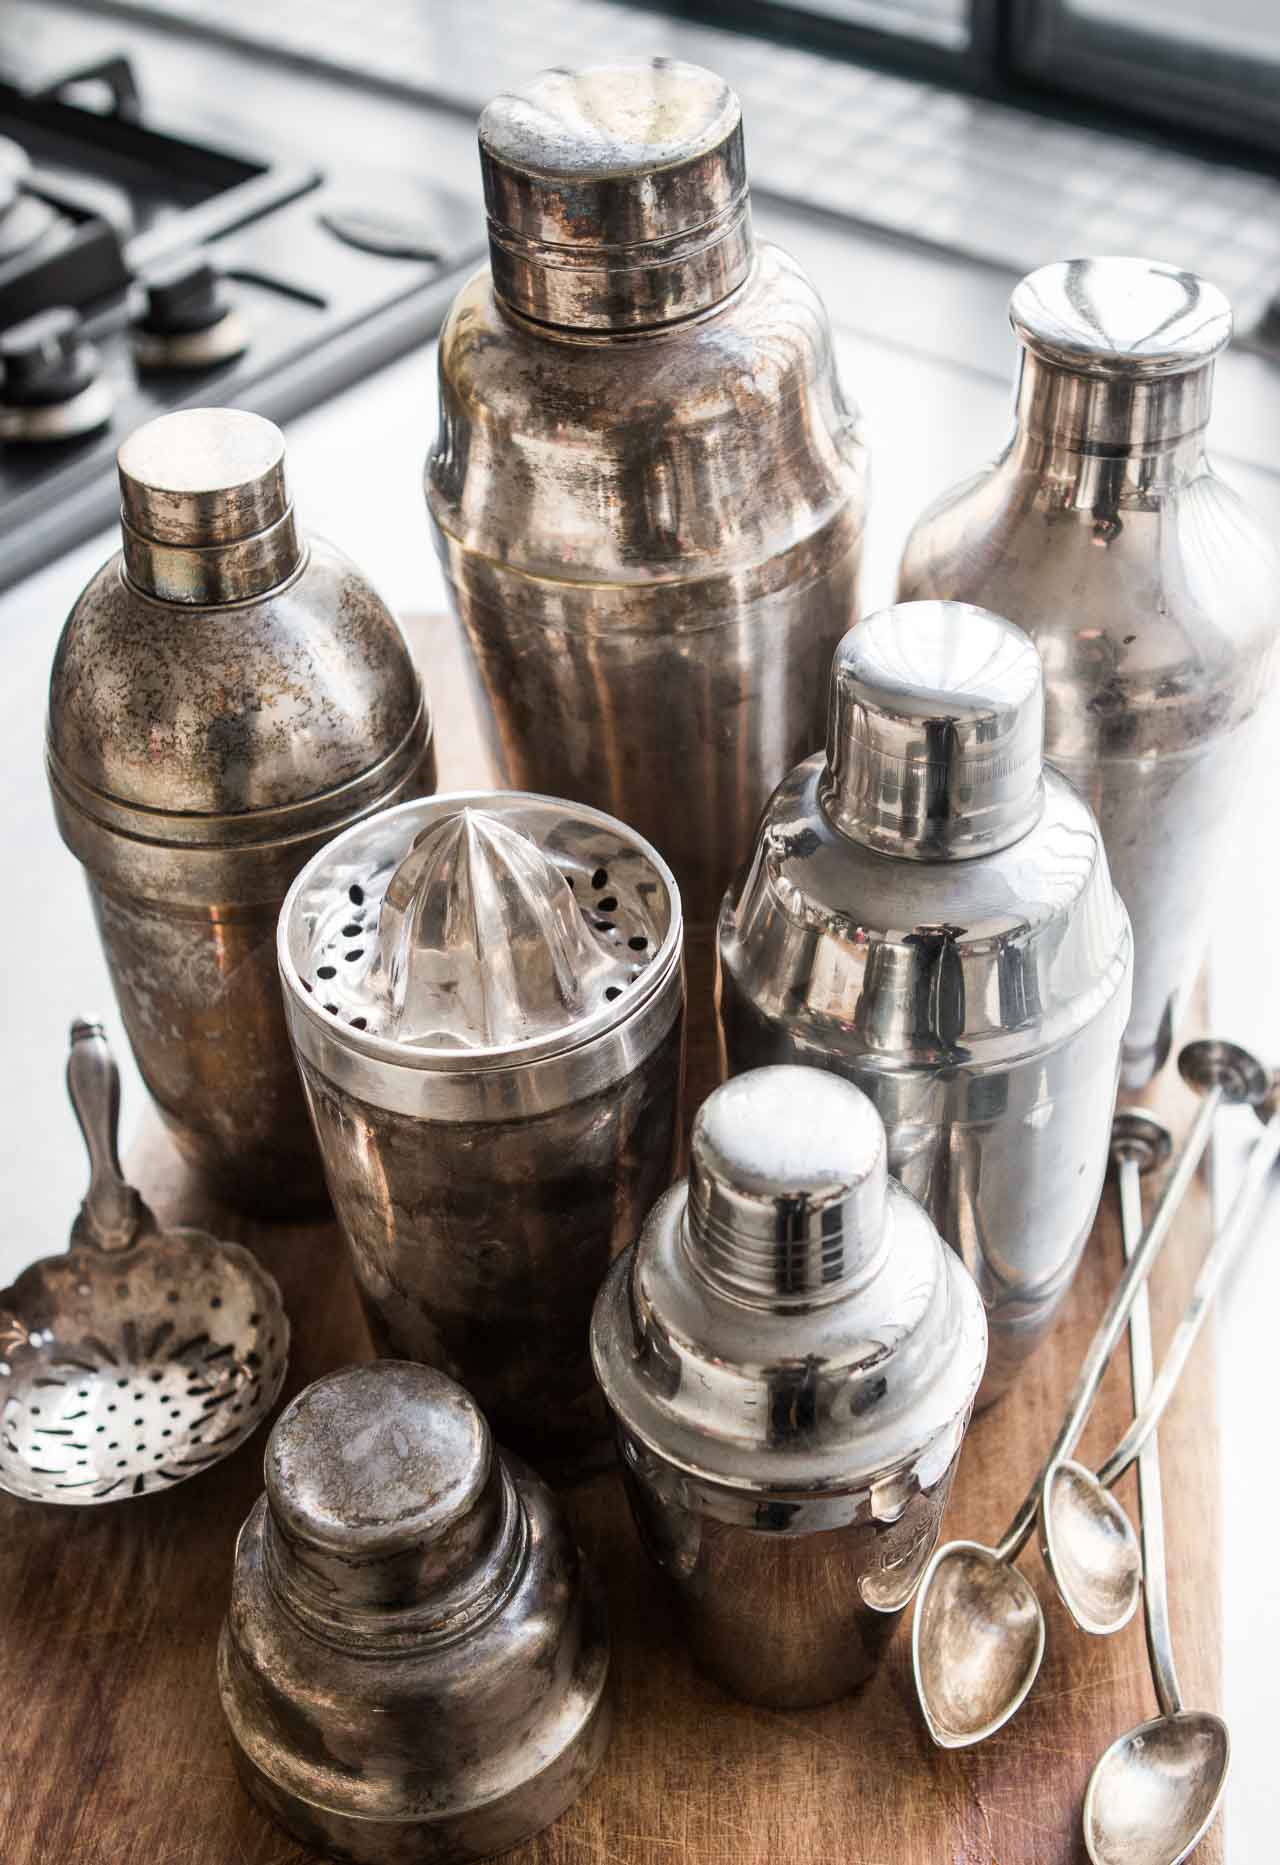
0,617,1222,1865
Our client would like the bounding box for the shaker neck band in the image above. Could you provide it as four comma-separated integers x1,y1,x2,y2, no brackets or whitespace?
120,503,303,604
1013,351,1216,455
820,602,1045,863
487,199,753,331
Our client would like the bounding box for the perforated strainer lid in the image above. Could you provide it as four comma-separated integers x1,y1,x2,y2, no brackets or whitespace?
279,791,683,1105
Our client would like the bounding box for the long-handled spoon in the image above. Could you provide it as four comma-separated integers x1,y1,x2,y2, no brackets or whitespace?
1082,1102,1230,1865
910,1038,1267,1748
1045,1074,1280,1635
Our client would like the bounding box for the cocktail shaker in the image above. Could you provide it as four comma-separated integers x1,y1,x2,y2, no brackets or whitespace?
897,256,1280,1086
219,1361,611,1864
426,58,866,936
47,408,433,1215
278,791,684,1476
717,602,1132,1401
591,1064,986,1709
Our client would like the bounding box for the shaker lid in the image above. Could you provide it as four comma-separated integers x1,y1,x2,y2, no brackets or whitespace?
821,601,1044,860
478,60,752,329
1010,257,1232,380
592,1065,988,1494
261,1361,522,1633
279,789,682,1071
687,1068,888,1305
117,408,302,603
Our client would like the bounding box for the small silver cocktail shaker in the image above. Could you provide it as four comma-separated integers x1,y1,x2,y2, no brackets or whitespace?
278,791,684,1476
898,256,1280,1086
592,1065,986,1709
426,58,866,936
219,1361,611,1863
47,408,434,1215
717,602,1132,1401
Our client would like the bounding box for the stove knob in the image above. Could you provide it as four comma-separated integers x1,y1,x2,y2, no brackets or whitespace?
0,306,113,443
133,251,248,370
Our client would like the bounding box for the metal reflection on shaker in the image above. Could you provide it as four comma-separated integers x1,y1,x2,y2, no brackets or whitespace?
218,1362,611,1865
716,602,1133,1402
897,256,1280,1087
46,409,435,1215
277,790,685,1477
426,58,867,936
591,1065,987,1709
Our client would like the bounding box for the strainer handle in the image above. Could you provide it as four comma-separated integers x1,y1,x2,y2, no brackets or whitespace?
67,1020,150,1254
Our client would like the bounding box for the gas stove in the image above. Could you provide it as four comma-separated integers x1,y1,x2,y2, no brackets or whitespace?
0,18,482,592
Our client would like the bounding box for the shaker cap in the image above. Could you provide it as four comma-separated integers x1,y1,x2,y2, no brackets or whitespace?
1010,257,1232,380
592,1065,988,1495
117,408,301,602
688,1067,887,1304
279,790,683,1099
263,1362,517,1626
478,59,752,329
821,601,1044,860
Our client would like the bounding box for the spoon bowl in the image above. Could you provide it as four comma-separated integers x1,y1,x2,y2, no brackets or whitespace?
911,1540,1045,1747
1041,1458,1141,1636
1084,1710,1230,1865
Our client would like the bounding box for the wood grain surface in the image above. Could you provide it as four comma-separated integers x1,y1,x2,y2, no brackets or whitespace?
0,616,1222,1865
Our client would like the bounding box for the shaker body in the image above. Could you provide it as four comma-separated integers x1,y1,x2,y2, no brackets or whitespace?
294,1011,683,1476
617,1430,961,1708
718,945,1126,1399
898,322,1278,1088
427,248,865,933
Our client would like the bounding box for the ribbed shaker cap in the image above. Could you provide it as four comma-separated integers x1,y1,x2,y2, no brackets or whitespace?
263,1362,515,1628
821,601,1045,861
478,59,752,330
687,1066,888,1305
117,408,301,604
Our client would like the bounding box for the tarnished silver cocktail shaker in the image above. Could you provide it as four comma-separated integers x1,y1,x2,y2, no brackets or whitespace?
219,1361,611,1863
47,409,434,1215
592,1065,986,1708
897,257,1279,1087
426,59,866,935
717,602,1133,1401
278,791,684,1476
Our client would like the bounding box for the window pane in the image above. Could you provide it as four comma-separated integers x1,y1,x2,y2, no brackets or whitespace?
787,0,969,51
1067,0,1280,62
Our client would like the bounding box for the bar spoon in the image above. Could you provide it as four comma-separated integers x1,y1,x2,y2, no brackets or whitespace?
1082,1099,1230,1865
910,1039,1266,1748
1045,1063,1280,1635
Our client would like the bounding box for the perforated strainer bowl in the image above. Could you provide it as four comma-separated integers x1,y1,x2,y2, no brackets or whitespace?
0,1022,289,1505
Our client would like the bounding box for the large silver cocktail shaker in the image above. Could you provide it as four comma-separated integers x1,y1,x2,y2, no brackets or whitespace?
426,59,866,935
897,256,1279,1087
47,409,434,1216
717,601,1133,1401
219,1361,610,1863
592,1065,986,1709
278,791,684,1477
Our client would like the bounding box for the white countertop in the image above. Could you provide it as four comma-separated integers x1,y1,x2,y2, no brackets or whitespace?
3,306,1276,1857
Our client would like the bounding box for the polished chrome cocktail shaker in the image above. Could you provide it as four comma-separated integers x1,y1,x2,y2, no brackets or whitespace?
717,602,1132,1401
426,59,866,934
898,256,1279,1087
278,791,684,1476
219,1361,610,1863
47,409,434,1215
592,1065,986,1708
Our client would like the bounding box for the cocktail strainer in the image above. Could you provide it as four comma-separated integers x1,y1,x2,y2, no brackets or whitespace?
0,1021,289,1505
